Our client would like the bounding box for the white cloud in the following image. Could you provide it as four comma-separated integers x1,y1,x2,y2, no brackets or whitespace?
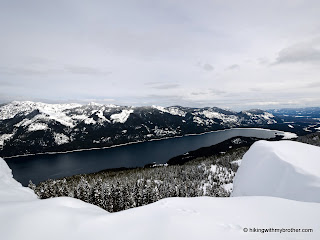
1,0,320,109
202,63,214,71
226,64,240,70
149,83,180,90
275,38,320,64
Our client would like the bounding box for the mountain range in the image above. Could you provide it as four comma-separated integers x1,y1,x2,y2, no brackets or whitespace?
0,100,297,157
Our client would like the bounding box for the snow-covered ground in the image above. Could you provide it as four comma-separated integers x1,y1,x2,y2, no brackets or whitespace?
232,140,320,202
1,140,320,239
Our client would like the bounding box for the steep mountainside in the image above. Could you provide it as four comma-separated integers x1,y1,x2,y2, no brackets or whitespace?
0,101,279,157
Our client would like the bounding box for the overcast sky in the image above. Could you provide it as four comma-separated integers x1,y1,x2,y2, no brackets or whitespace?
1,0,320,110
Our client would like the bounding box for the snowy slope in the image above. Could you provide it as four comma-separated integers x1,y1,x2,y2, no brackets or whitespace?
0,101,81,126
110,109,134,123
232,140,320,202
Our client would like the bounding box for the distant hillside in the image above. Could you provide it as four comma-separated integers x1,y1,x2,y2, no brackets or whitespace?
268,107,320,133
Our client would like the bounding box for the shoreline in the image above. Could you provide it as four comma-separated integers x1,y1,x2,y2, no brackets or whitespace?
3,127,296,160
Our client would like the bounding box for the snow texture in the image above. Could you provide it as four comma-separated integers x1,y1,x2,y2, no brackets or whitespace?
0,158,37,202
96,109,110,123
27,123,48,132
202,110,238,123
232,140,320,202
243,111,277,124
0,101,81,127
0,133,14,148
110,109,134,123
84,117,97,125
152,105,186,117
154,126,177,136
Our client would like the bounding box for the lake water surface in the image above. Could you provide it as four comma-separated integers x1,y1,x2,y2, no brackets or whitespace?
5,128,287,186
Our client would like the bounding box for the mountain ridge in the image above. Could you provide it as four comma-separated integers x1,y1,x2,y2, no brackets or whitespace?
0,101,280,157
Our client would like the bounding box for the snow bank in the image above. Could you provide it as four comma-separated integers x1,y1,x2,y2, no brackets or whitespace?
0,158,37,202
1,194,320,240
232,140,320,202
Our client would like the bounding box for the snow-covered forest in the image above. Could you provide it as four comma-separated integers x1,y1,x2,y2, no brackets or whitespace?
30,147,246,212
297,132,320,146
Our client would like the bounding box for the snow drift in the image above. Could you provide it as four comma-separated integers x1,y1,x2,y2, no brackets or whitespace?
0,159,37,202
232,140,320,202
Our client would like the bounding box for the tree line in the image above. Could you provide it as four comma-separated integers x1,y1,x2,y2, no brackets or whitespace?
29,147,247,212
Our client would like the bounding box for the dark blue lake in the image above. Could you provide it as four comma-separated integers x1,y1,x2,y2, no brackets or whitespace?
5,128,286,186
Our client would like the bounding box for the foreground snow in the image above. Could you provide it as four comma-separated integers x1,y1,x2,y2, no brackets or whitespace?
1,140,320,239
0,195,319,240
232,140,320,202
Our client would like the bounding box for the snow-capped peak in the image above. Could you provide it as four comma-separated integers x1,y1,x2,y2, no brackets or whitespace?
88,102,103,106
152,105,186,117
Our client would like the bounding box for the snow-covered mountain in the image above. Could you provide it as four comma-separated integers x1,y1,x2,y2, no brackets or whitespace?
0,101,279,157
1,141,320,240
